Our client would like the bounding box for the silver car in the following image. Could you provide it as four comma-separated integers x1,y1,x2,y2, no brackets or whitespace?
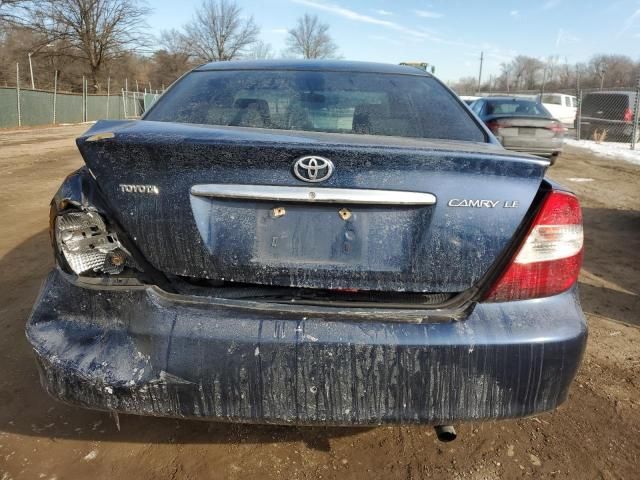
471,97,565,163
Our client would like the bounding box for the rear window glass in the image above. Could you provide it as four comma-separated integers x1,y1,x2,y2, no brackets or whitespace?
145,70,486,142
541,94,562,105
582,93,630,117
485,99,550,117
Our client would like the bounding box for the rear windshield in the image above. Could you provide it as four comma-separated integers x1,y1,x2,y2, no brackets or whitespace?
485,99,550,117
145,70,486,142
582,93,630,117
541,94,562,105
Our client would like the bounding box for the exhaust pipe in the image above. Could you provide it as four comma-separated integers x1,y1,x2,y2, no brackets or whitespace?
434,425,457,442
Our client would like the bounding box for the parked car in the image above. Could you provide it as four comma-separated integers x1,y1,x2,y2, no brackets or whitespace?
538,93,577,126
578,91,639,142
470,96,565,162
27,61,586,432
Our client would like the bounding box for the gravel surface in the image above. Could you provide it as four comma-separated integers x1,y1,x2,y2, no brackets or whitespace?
0,125,638,479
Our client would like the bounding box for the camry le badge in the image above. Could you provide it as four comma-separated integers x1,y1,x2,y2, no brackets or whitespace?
448,199,519,208
293,156,334,183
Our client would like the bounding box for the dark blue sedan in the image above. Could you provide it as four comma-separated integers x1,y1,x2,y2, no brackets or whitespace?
27,61,586,434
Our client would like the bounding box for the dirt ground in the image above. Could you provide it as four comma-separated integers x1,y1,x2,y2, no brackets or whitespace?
0,125,638,480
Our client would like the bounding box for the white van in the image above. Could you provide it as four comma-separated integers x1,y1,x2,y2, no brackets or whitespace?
539,93,577,126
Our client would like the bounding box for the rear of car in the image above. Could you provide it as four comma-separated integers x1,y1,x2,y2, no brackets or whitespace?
578,91,638,141
472,97,565,162
27,61,586,426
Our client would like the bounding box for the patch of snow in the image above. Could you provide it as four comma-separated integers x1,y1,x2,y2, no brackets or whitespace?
565,139,640,166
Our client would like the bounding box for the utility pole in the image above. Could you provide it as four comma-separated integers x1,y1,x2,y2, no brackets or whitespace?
28,52,35,90
16,63,22,127
53,70,58,124
477,51,484,95
598,62,607,90
106,77,111,119
82,75,85,122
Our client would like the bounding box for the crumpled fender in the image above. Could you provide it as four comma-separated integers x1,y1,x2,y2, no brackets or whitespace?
49,167,175,291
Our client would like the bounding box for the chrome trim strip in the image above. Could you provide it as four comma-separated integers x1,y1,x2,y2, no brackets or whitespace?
190,184,437,205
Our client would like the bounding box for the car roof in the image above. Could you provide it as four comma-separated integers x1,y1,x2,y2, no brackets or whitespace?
583,90,635,96
482,96,538,102
541,92,575,97
193,59,432,76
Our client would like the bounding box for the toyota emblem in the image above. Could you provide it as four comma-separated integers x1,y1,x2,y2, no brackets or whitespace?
292,156,334,183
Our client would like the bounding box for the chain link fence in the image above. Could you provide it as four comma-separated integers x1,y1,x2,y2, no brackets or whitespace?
472,82,640,150
575,85,640,149
0,68,164,129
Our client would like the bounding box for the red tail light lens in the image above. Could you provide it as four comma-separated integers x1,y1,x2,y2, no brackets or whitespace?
485,190,583,302
623,108,633,123
549,122,567,135
485,120,499,134
485,119,511,133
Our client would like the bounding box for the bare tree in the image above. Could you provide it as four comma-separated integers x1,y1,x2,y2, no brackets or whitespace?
29,0,151,92
159,29,190,55
245,40,273,60
0,0,28,24
286,14,338,59
184,0,259,62
450,76,478,95
558,57,573,90
499,56,544,90
149,30,195,88
588,54,635,88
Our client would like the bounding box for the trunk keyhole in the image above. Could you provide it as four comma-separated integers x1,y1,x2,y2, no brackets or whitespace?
338,208,352,221
271,207,286,218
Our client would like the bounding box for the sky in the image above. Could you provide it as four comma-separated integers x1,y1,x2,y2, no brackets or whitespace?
147,0,640,82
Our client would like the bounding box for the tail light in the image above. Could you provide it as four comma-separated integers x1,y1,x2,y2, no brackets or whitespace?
623,107,633,123
485,190,583,302
549,122,567,136
485,119,512,133
54,210,137,275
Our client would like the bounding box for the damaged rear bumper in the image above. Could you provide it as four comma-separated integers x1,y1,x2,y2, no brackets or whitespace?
26,269,587,426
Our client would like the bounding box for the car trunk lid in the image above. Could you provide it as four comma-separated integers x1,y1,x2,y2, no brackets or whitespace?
78,120,548,293
486,115,558,138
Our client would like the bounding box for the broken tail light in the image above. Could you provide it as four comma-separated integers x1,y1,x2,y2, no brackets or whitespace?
624,107,633,123
54,210,137,275
485,190,583,302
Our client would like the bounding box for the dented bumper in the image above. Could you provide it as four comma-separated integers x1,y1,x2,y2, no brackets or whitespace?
26,269,587,426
